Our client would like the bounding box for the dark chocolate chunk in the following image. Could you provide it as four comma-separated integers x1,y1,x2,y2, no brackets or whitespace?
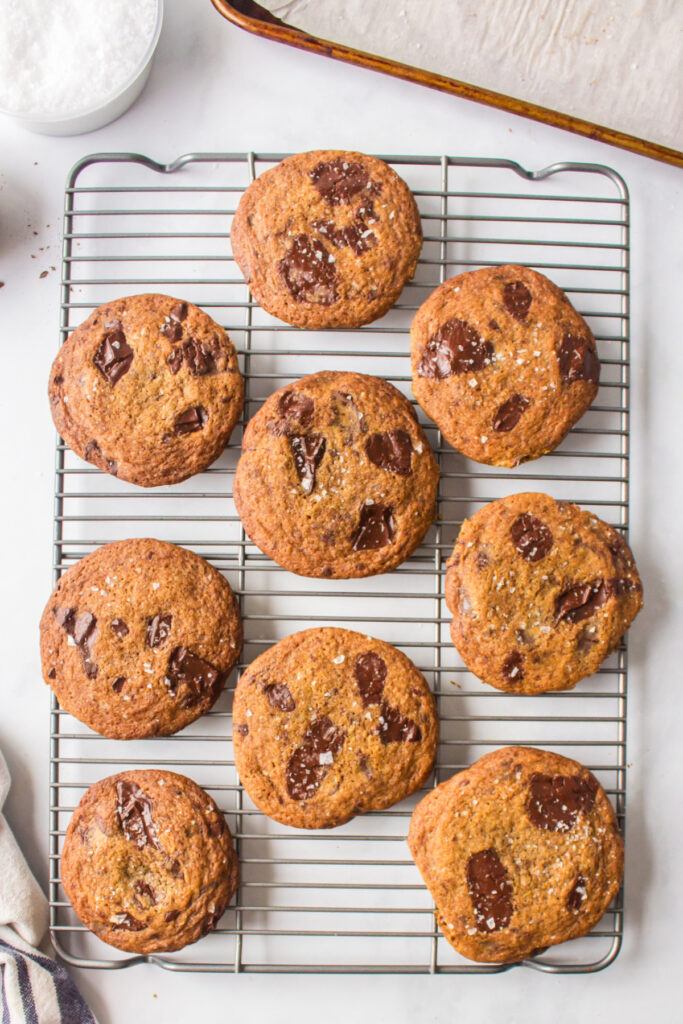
286,717,346,801
84,440,101,463
115,780,160,850
417,319,493,379
112,676,126,693
278,234,338,306
110,618,129,637
201,912,219,935
314,198,377,255
310,158,374,205
493,393,529,432
466,848,514,932
170,302,188,323
174,406,208,435
167,347,183,373
93,324,134,386
160,319,183,342
73,611,98,679
488,319,501,331
557,331,599,384
53,606,76,632
134,880,157,905
289,434,326,495
377,702,421,744
147,613,172,649
566,873,587,911
164,909,180,923
277,390,314,426
351,502,395,551
265,683,296,712
111,912,144,931
166,646,221,706
555,579,609,624
235,724,249,736
365,430,412,476
182,337,216,376
526,772,598,831
510,513,553,562
47,667,56,679
354,651,387,706
502,280,532,322
207,817,226,838
501,651,524,685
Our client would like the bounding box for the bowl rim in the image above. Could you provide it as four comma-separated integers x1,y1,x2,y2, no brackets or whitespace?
0,0,164,124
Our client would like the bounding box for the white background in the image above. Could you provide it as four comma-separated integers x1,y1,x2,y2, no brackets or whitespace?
0,1,681,1021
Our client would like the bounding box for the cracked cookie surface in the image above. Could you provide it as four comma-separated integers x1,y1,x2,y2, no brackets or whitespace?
407,746,623,963
234,371,439,578
231,150,422,328
233,628,438,829
49,293,243,487
40,538,242,738
61,770,238,954
445,493,642,694
411,265,599,466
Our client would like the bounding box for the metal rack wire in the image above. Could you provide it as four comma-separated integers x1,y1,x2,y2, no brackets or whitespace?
49,152,630,974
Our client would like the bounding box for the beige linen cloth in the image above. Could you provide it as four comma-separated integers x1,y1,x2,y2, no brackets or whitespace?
264,1,682,152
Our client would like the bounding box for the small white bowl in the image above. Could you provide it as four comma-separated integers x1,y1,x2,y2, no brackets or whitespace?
0,0,163,136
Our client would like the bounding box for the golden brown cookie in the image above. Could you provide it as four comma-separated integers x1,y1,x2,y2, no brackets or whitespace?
234,371,439,579
49,293,244,487
233,628,439,829
445,493,642,694
410,265,599,466
407,746,623,964
61,770,238,954
40,539,242,738
231,150,422,328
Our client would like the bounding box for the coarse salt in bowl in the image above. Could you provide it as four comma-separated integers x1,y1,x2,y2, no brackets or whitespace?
0,0,163,135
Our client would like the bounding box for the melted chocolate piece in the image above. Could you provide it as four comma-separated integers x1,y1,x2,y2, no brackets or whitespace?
115,780,160,850
286,717,346,801
555,579,609,624
235,724,249,736
354,651,387,706
557,332,599,384
488,319,501,331
265,683,296,712
84,440,101,463
134,880,157,905
417,319,493,379
310,158,374,205
174,406,208,435
289,434,326,495
277,391,314,426
351,502,395,551
493,393,529,432
501,651,524,685
526,772,598,831
510,513,553,562
112,676,126,693
182,337,216,376
164,909,180,923
566,873,587,911
54,607,98,679
160,319,183,342
502,280,532,322
365,430,412,476
170,302,188,323
377,702,421,744
278,234,338,305
110,618,129,637
466,848,513,932
166,646,221,706
111,912,144,931
47,667,56,679
93,323,134,386
167,347,183,373
147,613,172,649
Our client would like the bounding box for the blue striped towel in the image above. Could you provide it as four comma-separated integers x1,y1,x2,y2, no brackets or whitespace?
0,752,95,1024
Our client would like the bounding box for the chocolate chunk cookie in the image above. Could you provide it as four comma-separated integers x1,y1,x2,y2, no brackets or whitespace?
231,151,422,328
49,294,244,487
408,747,623,963
40,539,242,738
233,628,439,829
411,265,599,466
234,371,439,578
445,493,642,694
61,770,239,954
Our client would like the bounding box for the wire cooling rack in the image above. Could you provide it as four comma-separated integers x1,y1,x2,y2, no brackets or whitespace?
49,152,630,975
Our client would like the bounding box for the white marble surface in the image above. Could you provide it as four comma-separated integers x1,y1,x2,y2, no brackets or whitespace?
0,0,681,1020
